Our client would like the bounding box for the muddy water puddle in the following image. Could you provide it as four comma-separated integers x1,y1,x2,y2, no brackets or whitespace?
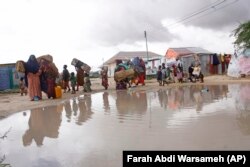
1,84,250,166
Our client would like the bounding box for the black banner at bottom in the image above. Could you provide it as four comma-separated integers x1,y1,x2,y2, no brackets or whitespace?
123,151,250,167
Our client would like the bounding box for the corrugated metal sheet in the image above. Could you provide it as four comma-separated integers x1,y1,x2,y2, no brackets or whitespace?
0,67,11,90
104,51,163,65
0,64,20,90
186,47,213,54
180,54,211,75
166,47,214,59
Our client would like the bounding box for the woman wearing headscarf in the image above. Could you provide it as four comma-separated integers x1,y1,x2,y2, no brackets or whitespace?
25,55,43,101
100,66,109,90
136,58,146,86
114,59,128,90
39,58,59,99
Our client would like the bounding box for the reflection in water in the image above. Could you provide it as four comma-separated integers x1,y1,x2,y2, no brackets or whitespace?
233,84,250,112
76,95,93,126
22,105,63,147
116,90,147,117
2,84,250,166
230,84,250,135
72,98,78,117
237,111,250,135
103,92,110,112
156,85,229,112
193,90,203,112
158,89,168,109
64,100,72,122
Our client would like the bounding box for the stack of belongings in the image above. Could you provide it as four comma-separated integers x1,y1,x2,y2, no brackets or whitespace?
71,58,91,73
15,60,26,86
37,54,59,98
16,60,26,73
37,54,59,78
114,63,135,82
131,57,144,74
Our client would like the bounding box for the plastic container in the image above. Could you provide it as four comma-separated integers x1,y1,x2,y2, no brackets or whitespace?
55,86,62,98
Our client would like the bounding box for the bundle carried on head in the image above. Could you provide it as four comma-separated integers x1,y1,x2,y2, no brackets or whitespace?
102,65,108,72
37,54,58,77
131,57,144,73
71,58,91,73
16,60,26,73
114,68,135,82
37,54,53,64
132,57,140,66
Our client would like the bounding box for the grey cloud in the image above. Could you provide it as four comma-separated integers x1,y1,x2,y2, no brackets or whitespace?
86,0,249,45
87,0,175,46
181,0,250,30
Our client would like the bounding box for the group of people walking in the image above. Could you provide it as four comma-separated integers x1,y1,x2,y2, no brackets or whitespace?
61,64,92,94
114,57,146,90
16,54,59,101
16,55,95,101
156,58,184,86
17,54,206,101
157,57,204,86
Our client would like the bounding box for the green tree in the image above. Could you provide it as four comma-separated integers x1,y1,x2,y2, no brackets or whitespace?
233,21,250,50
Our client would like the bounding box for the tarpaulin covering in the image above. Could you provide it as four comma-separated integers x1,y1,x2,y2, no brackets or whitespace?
227,54,240,78
238,57,250,75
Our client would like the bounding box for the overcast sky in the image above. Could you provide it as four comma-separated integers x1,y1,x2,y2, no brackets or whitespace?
0,0,249,72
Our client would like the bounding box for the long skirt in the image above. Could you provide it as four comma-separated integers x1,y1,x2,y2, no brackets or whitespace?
77,69,84,86
137,73,145,85
47,78,56,99
116,80,127,90
102,76,109,89
27,73,42,100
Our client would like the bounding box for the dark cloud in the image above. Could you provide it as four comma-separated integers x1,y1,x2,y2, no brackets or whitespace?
87,0,175,45
180,0,250,30
86,0,249,45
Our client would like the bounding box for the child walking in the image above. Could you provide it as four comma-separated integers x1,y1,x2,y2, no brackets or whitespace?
157,65,162,86
83,72,92,92
70,72,77,94
19,77,27,96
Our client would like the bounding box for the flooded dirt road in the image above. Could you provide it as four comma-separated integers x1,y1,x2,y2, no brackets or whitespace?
1,84,250,166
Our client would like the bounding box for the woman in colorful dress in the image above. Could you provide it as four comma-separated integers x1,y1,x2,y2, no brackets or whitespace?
76,67,84,91
25,55,43,101
114,60,128,90
40,58,59,99
101,66,109,90
136,58,146,86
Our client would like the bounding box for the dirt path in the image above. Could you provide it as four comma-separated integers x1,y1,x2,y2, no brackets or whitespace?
1,75,250,119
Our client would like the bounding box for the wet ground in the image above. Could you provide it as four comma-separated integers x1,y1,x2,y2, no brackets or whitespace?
1,84,250,167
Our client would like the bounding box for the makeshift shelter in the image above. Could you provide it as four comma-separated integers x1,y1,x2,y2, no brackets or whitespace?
0,63,19,90
103,51,163,77
165,47,216,75
238,48,250,76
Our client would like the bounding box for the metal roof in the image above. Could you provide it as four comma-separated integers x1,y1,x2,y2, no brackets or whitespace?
169,47,213,55
103,51,163,65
